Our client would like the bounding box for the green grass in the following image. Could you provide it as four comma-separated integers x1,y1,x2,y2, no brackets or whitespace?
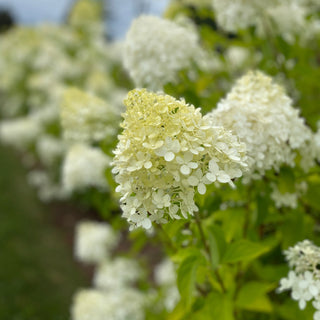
0,144,88,320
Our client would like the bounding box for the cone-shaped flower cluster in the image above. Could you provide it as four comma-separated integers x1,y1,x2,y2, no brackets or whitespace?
62,144,110,193
207,71,314,180
278,240,320,316
123,15,205,90
60,88,119,143
112,89,247,229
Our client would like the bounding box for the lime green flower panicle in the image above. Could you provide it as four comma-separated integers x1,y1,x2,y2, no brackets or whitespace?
60,88,119,143
112,89,247,230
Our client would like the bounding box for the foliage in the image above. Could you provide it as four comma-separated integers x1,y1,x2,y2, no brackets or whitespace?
1,0,320,319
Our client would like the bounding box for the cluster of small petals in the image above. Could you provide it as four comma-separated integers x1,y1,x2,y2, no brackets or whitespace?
74,221,119,264
154,259,180,312
123,15,206,90
266,1,307,38
0,117,42,150
36,135,66,167
212,0,316,38
72,220,146,320
71,288,145,320
112,89,247,229
93,258,141,290
284,240,320,274
308,128,320,166
211,0,265,33
278,240,320,317
207,71,314,180
27,169,69,202
270,181,307,209
60,88,119,143
62,144,110,194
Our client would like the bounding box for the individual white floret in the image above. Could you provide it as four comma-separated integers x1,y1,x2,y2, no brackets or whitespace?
74,221,119,264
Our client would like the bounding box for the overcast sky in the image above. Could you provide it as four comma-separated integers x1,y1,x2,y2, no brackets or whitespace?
0,0,169,39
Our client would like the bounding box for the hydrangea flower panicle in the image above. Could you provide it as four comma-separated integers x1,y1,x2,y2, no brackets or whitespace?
112,89,247,229
207,71,314,181
278,240,320,317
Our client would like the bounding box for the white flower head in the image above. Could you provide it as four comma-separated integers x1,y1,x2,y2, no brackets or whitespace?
60,88,119,143
62,144,110,194
123,15,205,90
36,135,65,167
112,89,247,229
211,0,266,32
0,117,42,150
278,240,320,317
207,71,314,180
74,221,119,264
155,259,180,312
93,257,141,290
71,288,145,320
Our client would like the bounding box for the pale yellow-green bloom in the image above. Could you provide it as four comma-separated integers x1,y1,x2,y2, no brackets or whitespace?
60,88,119,143
207,71,315,180
112,89,247,229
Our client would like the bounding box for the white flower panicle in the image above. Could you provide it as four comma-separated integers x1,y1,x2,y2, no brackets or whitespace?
72,220,145,320
93,257,141,290
27,169,69,202
266,2,307,36
284,240,320,273
35,182,67,203
36,135,66,167
112,89,247,230
207,71,314,180
211,0,316,41
123,15,206,90
211,0,265,33
62,144,110,193
270,181,307,209
155,259,180,312
60,88,119,143
278,240,320,316
71,288,145,320
0,117,42,150
74,221,119,264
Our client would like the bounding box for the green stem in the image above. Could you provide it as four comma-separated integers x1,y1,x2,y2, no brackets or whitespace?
194,211,226,293
156,224,177,253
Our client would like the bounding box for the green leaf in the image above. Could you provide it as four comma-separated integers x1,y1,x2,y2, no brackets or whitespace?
221,239,271,264
206,224,226,269
303,176,320,211
208,232,220,269
172,247,203,264
256,194,269,226
177,254,200,309
213,208,246,242
192,292,234,320
235,281,275,313
279,210,314,249
278,166,296,194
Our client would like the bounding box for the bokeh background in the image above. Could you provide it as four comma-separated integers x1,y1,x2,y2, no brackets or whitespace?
0,1,167,319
